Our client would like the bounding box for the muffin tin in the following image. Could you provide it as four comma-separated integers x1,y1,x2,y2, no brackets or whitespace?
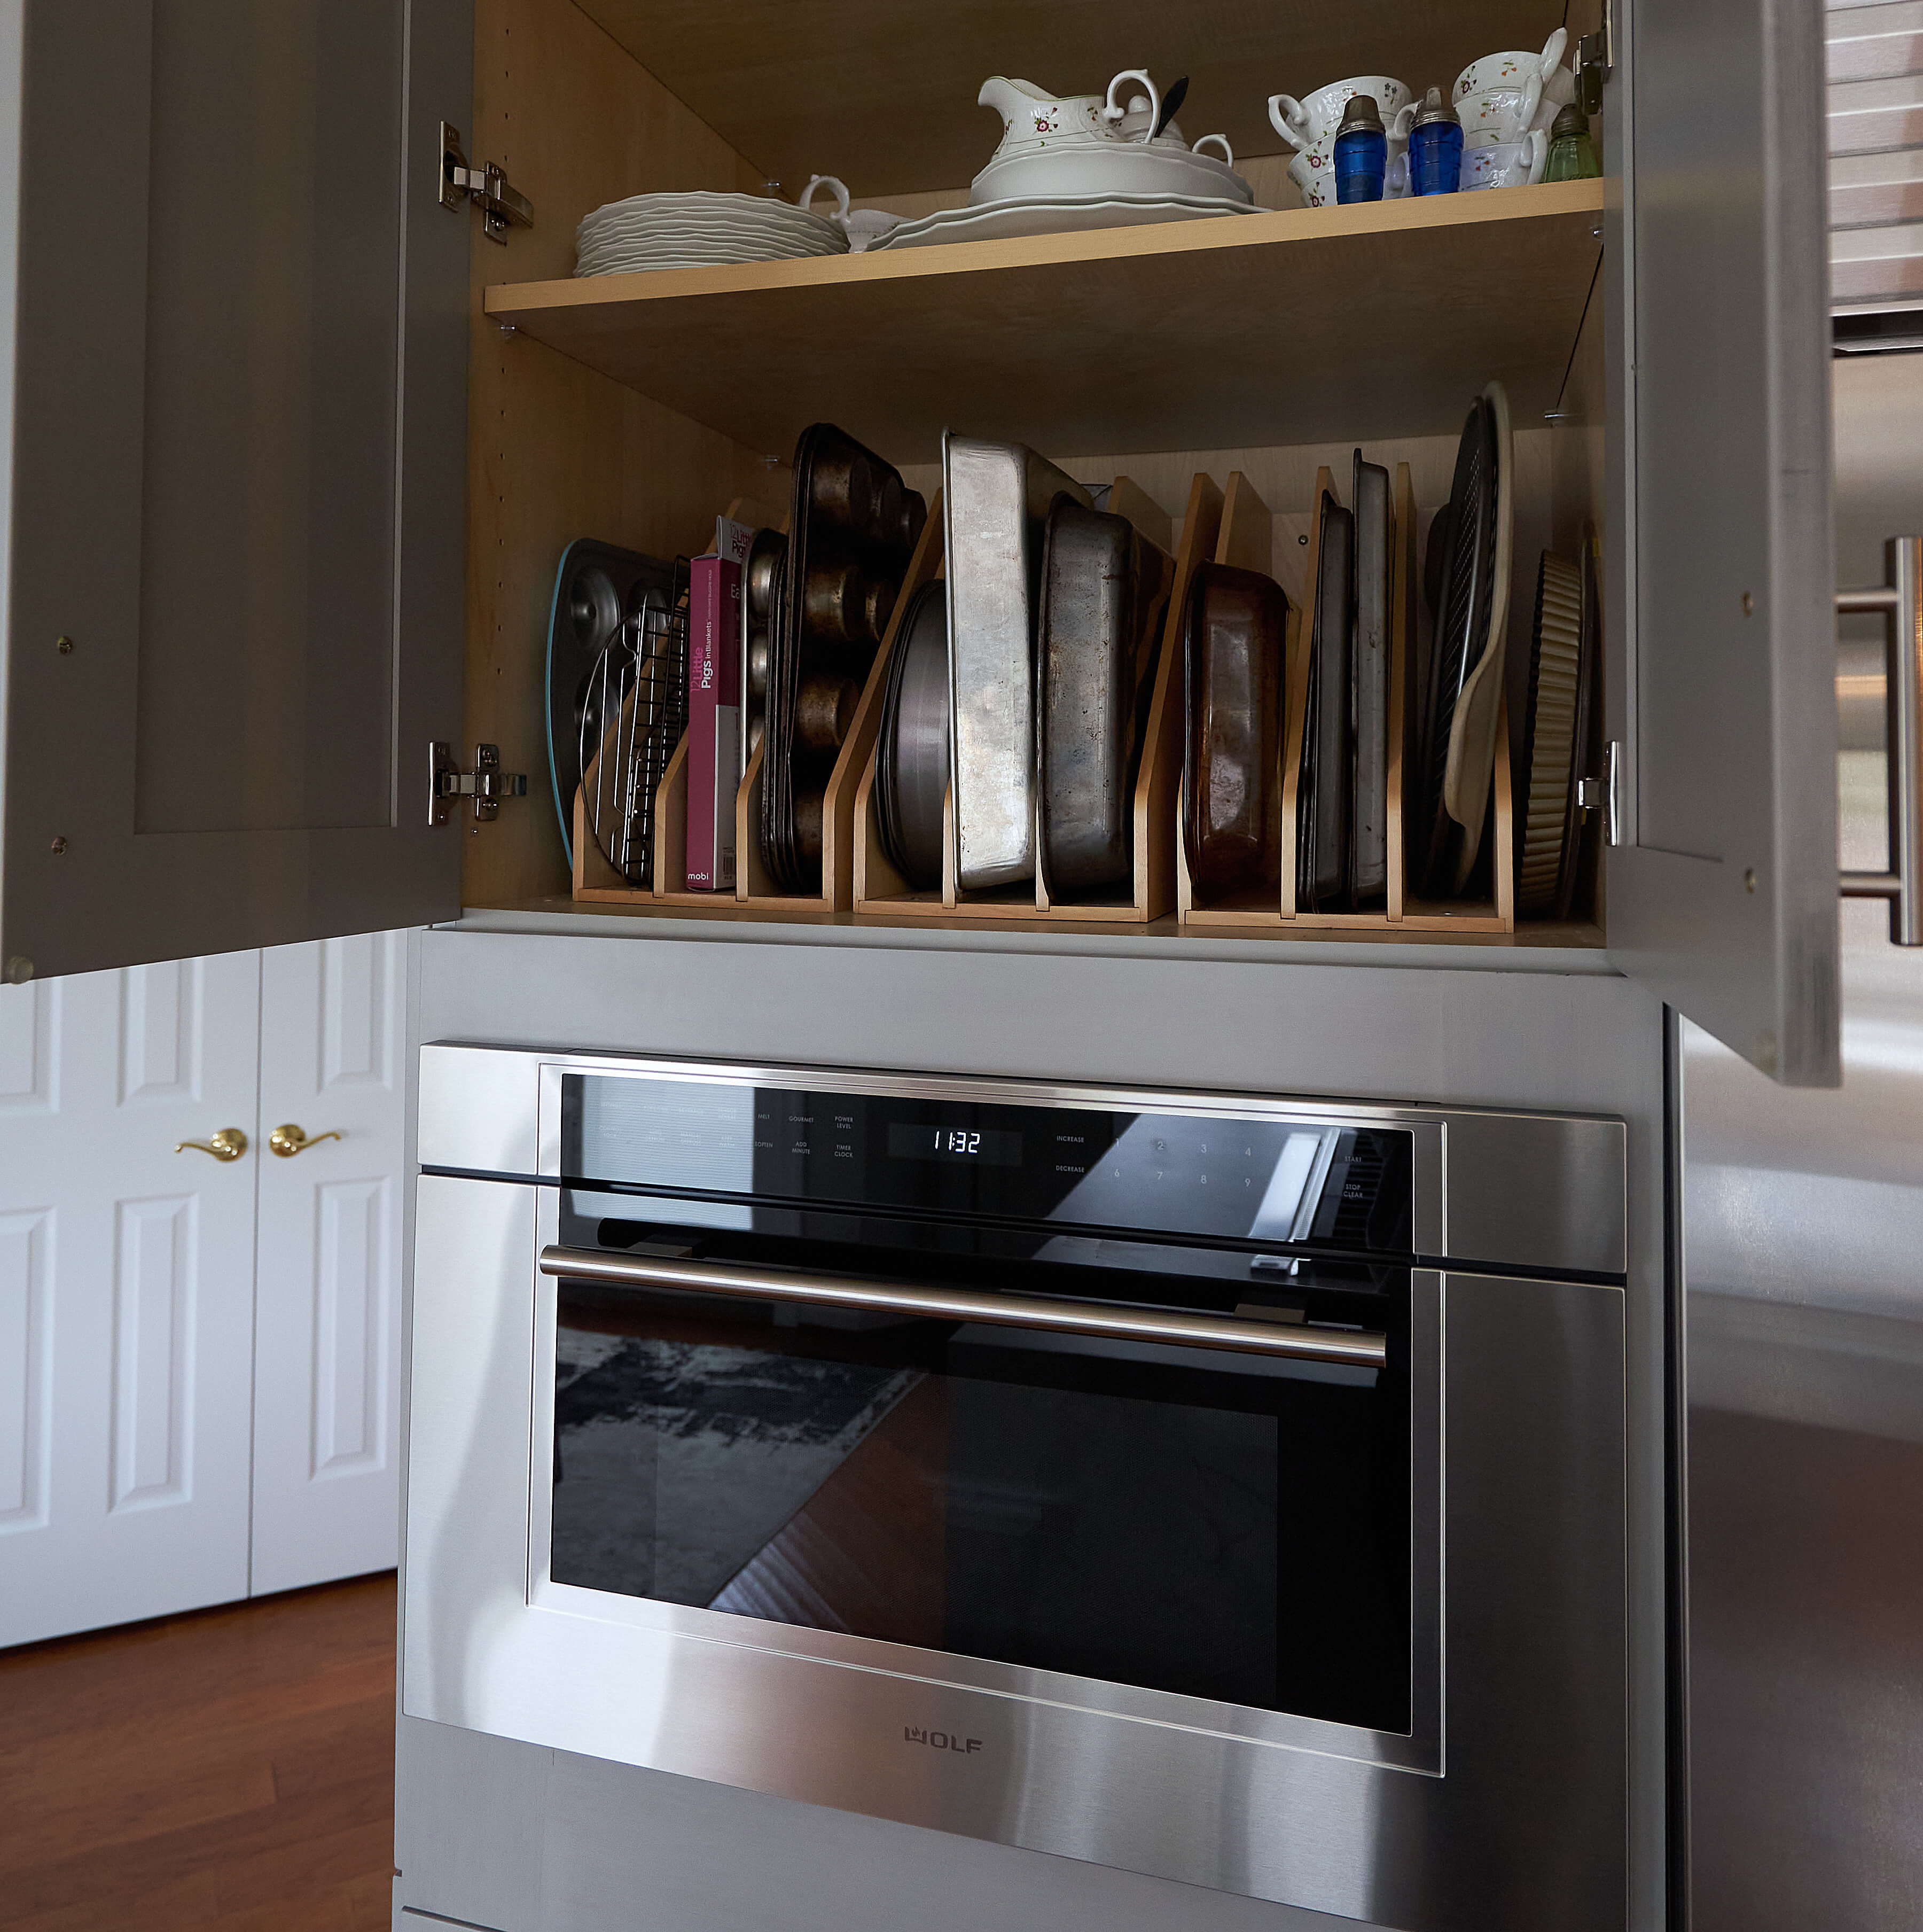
760,424,925,893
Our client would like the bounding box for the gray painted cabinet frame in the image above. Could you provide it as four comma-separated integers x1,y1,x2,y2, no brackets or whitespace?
0,0,1844,1085
0,0,471,981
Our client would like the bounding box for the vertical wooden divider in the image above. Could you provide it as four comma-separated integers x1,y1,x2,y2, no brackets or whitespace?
1276,470,1334,923
1386,463,1415,923
649,736,701,900
1492,690,1516,925
855,530,947,912
1216,472,1274,575
940,786,958,909
1168,474,1226,924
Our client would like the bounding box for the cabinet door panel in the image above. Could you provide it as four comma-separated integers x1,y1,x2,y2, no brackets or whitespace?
1611,0,1841,1084
0,0,472,983
0,953,260,1647
251,931,409,1595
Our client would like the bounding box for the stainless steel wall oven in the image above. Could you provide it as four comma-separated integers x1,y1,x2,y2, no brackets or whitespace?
409,1046,1630,1932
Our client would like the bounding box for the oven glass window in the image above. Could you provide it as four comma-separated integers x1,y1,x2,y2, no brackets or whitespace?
549,1268,1410,1734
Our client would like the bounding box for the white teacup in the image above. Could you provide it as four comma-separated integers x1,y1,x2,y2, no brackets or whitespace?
1271,76,1412,207
1459,129,1549,191
1455,31,1567,145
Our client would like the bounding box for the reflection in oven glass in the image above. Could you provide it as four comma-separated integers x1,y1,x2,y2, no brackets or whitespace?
551,1283,1408,1731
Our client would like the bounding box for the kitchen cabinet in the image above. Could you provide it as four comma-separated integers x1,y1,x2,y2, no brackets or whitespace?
0,0,1843,1080
0,930,410,1647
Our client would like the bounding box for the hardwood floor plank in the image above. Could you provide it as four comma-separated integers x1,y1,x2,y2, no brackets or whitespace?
0,1575,397,1931
0,1576,396,1750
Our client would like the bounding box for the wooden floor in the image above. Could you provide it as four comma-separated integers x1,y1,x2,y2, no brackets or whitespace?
0,1574,397,1931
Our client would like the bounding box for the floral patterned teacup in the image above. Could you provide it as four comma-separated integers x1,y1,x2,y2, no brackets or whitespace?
1454,31,1568,147
1270,77,1412,207
1459,129,1550,191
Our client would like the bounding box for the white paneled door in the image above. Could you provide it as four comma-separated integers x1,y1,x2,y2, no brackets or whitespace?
0,954,261,1645
251,932,408,1594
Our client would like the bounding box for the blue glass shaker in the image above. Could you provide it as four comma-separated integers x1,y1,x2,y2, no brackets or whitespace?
1406,87,1462,196
1333,94,1387,204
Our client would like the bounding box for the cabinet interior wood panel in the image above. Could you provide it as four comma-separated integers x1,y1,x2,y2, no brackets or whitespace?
462,0,781,910
570,0,1567,199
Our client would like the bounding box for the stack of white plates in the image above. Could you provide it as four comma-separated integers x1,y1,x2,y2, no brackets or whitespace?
574,191,849,275
871,192,1256,252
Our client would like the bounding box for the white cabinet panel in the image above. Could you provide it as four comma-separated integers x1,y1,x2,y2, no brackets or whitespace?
109,1195,194,1510
0,1207,51,1528
251,930,407,1595
0,978,57,1110
313,1176,388,1475
0,952,259,1646
118,958,201,1103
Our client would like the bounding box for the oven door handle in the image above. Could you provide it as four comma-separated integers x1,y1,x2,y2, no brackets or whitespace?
537,1245,1388,1368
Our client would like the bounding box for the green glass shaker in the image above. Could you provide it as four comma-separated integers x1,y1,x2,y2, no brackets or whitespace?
1544,103,1600,182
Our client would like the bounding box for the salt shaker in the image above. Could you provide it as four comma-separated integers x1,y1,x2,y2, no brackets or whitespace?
1333,94,1388,204
1406,87,1463,197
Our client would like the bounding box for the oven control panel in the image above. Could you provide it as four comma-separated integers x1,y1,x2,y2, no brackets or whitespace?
561,1073,1413,1255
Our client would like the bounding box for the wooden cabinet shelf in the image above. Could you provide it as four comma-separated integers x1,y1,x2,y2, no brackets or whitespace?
487,181,1605,462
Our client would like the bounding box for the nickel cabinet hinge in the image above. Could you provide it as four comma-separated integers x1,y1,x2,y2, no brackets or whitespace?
430,742,528,825
440,122,534,244
1576,741,1622,848
1575,0,1614,116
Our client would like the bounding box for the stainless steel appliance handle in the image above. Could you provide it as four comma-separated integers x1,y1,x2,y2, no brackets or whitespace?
538,1245,1389,1368
1839,537,1923,945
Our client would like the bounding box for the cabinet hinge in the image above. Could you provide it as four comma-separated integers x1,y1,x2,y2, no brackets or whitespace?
1575,0,1614,116
430,742,528,825
440,122,534,244
1576,741,1622,848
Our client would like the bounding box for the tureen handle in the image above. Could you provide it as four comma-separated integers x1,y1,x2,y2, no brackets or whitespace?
1101,68,1161,144
1192,134,1234,167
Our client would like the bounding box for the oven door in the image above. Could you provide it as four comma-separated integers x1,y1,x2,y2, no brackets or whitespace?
536,1205,1431,1756
405,1165,1440,1783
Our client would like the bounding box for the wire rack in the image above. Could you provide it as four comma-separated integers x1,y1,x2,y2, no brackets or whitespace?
579,558,689,887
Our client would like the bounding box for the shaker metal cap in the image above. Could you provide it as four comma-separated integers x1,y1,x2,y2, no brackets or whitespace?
1550,102,1590,141
1337,93,1385,136
1412,85,1458,131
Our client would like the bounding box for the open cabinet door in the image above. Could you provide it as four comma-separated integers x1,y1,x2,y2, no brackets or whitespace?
1608,0,1841,1085
0,0,473,983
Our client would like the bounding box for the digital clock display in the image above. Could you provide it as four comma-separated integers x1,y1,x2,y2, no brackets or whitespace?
886,1123,1025,1167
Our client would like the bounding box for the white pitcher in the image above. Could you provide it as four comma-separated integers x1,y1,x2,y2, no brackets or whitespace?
971,72,1248,205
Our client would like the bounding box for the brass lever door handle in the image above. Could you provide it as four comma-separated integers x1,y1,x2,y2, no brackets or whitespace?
176,1128,248,1162
269,1123,343,1158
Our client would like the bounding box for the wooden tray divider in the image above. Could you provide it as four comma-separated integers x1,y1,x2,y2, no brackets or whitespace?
648,733,718,903
1385,462,1413,923
1169,474,1228,923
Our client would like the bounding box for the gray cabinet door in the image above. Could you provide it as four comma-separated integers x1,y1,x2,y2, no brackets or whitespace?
1609,0,1841,1085
0,0,472,983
